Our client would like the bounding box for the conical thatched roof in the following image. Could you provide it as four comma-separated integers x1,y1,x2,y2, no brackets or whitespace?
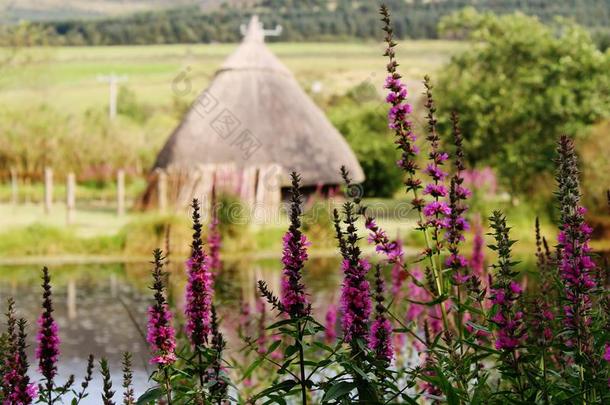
153,16,364,187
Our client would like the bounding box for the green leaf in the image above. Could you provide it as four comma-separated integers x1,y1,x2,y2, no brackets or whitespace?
322,381,356,402
265,339,281,355
243,357,264,379
266,319,296,330
136,386,163,405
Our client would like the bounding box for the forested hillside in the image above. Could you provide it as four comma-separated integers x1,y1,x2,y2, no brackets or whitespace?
1,0,609,46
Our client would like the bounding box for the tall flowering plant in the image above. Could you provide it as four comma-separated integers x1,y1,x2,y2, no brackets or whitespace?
244,172,322,404
555,135,607,400
146,249,176,403
1,300,36,405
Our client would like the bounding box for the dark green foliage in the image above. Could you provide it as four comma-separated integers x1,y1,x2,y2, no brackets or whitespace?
330,99,403,198
437,8,610,194
99,358,116,405
2,0,609,46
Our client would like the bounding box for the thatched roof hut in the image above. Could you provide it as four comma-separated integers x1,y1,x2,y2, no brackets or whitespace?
142,16,364,211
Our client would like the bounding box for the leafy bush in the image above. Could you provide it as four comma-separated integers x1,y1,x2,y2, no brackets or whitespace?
437,7,610,194
330,97,403,198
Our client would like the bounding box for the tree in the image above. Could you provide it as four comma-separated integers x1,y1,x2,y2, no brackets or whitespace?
437,8,610,194
329,86,403,198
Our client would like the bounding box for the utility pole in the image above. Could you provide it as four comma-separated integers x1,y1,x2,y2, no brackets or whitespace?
97,73,128,120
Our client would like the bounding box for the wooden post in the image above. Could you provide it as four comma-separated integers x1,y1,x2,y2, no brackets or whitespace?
158,171,168,213
117,170,125,216
66,173,76,225
10,168,17,205
44,167,53,214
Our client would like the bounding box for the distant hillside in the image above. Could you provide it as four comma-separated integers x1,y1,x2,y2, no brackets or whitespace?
1,0,608,45
0,0,239,22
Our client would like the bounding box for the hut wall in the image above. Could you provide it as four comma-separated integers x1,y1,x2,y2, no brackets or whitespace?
139,163,283,223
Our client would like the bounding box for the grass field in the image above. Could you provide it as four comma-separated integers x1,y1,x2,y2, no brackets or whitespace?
0,41,467,114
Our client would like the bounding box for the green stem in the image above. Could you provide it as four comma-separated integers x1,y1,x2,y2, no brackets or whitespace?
413,188,449,331
297,320,307,405
163,368,172,405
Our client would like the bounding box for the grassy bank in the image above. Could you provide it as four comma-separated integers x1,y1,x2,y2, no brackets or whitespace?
2,198,605,263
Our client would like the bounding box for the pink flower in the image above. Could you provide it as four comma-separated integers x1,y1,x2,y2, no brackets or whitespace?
280,231,311,317
147,251,177,366
509,281,523,294
604,344,610,362
280,173,311,318
325,304,337,344
364,217,404,264
369,266,393,363
369,317,393,362
36,268,60,381
423,184,448,198
147,304,177,365
185,252,214,346
340,258,372,342
424,164,447,182
423,201,451,217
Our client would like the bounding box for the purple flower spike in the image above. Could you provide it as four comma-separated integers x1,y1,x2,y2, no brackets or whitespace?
423,201,451,217
364,216,404,264
340,258,372,343
36,268,60,385
369,266,393,363
280,173,311,318
380,5,420,195
488,212,526,353
4,314,36,405
147,250,177,366
185,199,214,347
555,136,599,359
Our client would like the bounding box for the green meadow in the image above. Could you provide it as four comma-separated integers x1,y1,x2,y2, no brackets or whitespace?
0,40,467,113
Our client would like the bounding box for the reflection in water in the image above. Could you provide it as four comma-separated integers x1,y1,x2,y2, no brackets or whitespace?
0,257,341,403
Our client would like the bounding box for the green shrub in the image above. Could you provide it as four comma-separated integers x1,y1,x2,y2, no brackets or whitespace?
329,100,403,198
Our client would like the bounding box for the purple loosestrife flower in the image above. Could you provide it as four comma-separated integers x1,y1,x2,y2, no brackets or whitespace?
604,344,610,362
380,5,421,205
555,136,597,354
4,319,36,405
445,114,471,284
364,216,404,265
185,199,214,347
324,304,337,344
333,168,372,344
369,266,393,363
280,172,311,318
36,267,60,389
340,258,372,343
147,250,177,365
460,167,498,195
488,212,526,352
421,77,452,237
422,201,451,218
